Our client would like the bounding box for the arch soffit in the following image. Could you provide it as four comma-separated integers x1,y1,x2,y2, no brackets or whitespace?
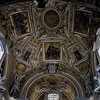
20,72,84,98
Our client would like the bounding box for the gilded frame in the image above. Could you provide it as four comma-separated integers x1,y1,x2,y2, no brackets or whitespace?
10,10,31,38
73,9,91,36
43,40,62,62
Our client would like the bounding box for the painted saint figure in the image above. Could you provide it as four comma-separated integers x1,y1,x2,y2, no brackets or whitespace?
45,43,60,60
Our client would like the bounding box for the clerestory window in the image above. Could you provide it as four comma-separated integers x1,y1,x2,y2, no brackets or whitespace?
0,40,4,60
48,93,59,100
98,48,100,56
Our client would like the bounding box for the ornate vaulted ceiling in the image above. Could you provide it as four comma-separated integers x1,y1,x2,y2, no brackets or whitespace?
0,0,99,6
0,0,100,100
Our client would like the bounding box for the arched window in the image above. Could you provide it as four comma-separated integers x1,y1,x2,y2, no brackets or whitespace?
0,40,5,60
48,93,59,100
0,34,6,66
97,48,100,56
95,28,100,63
0,32,7,77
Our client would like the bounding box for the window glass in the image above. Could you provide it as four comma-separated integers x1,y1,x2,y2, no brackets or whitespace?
98,48,100,56
48,93,59,100
0,40,4,60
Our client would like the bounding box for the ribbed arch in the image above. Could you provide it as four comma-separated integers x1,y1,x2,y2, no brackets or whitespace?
20,72,84,99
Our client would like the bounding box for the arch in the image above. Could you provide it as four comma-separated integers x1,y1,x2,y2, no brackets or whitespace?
20,72,84,98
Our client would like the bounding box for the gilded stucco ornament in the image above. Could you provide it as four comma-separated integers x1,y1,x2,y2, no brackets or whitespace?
0,0,97,99
42,8,61,30
32,1,68,37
